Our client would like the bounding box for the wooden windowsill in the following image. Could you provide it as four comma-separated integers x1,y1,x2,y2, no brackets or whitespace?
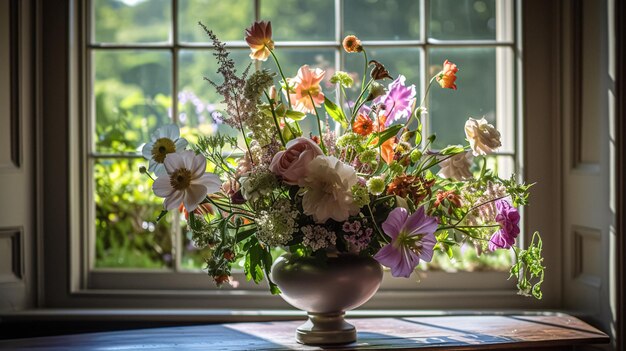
0,313,609,350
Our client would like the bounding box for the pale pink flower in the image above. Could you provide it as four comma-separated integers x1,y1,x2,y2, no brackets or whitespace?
287,65,326,114
438,151,473,180
464,117,502,156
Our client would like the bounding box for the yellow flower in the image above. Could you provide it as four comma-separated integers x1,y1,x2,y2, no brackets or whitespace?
245,21,274,61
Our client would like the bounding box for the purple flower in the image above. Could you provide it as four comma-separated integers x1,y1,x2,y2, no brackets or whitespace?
374,206,438,278
488,200,520,251
374,75,416,126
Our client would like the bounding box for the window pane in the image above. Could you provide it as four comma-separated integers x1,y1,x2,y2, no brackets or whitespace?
429,0,497,40
343,0,420,40
428,48,495,149
178,49,251,146
93,50,172,154
178,0,253,43
489,155,515,180
344,47,421,99
182,228,211,270
261,0,335,41
94,158,174,269
426,244,513,272
92,0,171,44
260,48,336,136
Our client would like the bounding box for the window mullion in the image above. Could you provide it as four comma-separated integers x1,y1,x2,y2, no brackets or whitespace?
171,0,182,272
421,0,429,144
336,0,343,128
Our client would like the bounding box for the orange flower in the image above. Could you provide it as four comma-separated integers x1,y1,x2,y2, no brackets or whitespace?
178,202,214,220
288,65,326,114
387,174,435,203
342,35,363,53
436,59,459,90
223,250,236,261
245,21,274,61
380,137,397,165
434,190,463,209
214,274,230,285
353,114,374,136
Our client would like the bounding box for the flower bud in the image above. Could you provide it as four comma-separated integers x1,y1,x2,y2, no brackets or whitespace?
410,149,422,163
139,166,147,174
269,86,277,100
400,130,416,142
366,81,386,101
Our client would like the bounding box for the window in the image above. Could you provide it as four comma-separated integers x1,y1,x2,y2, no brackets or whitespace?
85,0,519,298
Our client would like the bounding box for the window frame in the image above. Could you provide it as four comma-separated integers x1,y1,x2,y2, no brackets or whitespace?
42,0,562,310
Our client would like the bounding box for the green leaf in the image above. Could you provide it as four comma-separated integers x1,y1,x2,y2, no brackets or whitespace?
285,110,306,121
372,124,403,147
155,210,168,222
323,97,348,129
260,247,280,294
440,145,465,156
236,227,256,243
269,282,281,295
248,241,265,284
415,127,422,146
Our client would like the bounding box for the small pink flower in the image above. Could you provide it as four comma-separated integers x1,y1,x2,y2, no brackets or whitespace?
270,137,323,185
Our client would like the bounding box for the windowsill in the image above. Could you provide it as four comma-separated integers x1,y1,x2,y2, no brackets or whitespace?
1,308,568,324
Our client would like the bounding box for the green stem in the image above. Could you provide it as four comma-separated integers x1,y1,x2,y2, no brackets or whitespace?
402,76,436,134
367,204,388,244
453,195,509,227
308,92,327,154
264,91,286,146
228,87,254,165
437,224,501,231
360,48,369,94
237,118,253,164
205,197,255,220
479,157,488,179
340,85,352,126
268,48,292,109
350,79,374,127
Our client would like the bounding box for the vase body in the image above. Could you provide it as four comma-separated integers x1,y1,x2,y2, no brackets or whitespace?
270,253,383,345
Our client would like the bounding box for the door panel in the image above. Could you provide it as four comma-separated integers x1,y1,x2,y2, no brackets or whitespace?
0,0,36,311
561,0,616,347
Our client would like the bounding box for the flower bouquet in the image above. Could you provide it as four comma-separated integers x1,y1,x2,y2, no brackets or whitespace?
140,21,545,344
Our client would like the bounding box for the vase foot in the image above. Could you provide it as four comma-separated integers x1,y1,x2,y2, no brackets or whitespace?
296,312,356,345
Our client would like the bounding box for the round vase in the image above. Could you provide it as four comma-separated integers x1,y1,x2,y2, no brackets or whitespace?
269,253,383,345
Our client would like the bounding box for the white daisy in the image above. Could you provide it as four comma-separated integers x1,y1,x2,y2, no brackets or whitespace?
141,124,188,176
152,150,222,212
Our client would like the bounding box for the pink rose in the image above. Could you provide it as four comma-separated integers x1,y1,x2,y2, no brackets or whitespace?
270,137,323,185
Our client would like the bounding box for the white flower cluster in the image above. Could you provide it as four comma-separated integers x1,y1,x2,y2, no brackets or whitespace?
301,225,337,251
256,199,299,247
240,170,278,203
